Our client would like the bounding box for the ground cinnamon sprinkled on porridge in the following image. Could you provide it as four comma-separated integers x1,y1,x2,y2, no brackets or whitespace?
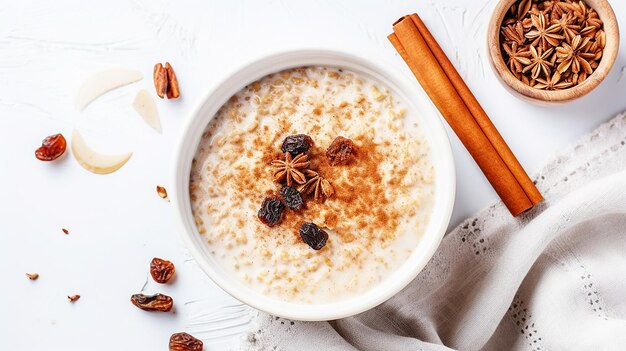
190,66,434,303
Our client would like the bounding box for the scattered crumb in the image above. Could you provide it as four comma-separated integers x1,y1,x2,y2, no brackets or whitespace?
68,294,81,303
26,273,39,280
156,185,168,199
62,228,69,235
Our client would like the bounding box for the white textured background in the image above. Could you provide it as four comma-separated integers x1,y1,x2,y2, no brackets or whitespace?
1,0,624,350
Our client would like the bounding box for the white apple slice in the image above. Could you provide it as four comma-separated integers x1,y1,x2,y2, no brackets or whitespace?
133,89,162,133
75,68,143,111
71,130,132,174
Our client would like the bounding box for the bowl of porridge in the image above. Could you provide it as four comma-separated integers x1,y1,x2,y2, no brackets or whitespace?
172,48,455,321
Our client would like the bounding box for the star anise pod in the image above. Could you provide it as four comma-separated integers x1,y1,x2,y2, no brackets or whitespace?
526,13,564,51
572,1,602,29
271,153,310,187
299,170,334,201
503,42,531,74
523,46,554,79
552,13,581,42
516,0,532,20
544,1,574,22
502,22,527,46
534,71,573,90
555,35,595,75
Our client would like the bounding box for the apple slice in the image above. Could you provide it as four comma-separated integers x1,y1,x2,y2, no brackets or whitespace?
71,130,132,174
133,89,162,133
75,68,143,111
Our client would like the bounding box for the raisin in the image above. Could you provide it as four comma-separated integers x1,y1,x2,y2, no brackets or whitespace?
299,222,328,250
257,196,285,227
279,186,304,210
150,257,175,284
35,133,67,161
169,332,203,351
281,134,313,156
130,293,173,312
326,136,354,166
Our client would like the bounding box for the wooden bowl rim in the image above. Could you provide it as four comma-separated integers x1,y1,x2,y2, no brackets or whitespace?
487,0,620,103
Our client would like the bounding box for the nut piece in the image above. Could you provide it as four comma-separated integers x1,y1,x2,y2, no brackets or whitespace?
165,62,180,99
130,293,173,312
150,257,175,284
26,273,39,280
156,185,168,199
68,294,81,302
153,63,168,99
169,332,203,351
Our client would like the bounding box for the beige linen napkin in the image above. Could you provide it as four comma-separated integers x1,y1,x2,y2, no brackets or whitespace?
239,111,626,351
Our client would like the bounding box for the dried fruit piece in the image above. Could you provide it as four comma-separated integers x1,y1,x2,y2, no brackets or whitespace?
130,293,173,312
281,134,313,156
279,186,304,210
326,136,355,166
156,185,168,199
68,294,80,302
154,63,168,99
150,257,175,284
299,222,328,250
75,68,143,111
26,273,39,280
257,196,285,227
169,332,203,351
35,133,67,161
71,130,132,174
165,62,180,99
62,228,69,235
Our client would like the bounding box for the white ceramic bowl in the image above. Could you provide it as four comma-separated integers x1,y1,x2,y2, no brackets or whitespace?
172,47,456,321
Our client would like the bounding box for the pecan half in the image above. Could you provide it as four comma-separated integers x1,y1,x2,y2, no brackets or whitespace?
153,63,168,99
165,62,180,99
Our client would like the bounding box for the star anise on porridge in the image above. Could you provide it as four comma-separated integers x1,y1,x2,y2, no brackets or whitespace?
523,46,554,79
503,42,531,74
525,13,564,51
556,35,595,75
299,170,334,201
271,153,310,187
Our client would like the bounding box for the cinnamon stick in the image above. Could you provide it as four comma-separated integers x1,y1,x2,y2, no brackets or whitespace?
389,14,543,216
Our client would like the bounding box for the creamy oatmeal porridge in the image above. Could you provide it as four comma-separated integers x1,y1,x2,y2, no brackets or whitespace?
190,66,434,303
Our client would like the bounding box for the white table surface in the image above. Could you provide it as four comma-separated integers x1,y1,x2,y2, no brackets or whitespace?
2,0,625,349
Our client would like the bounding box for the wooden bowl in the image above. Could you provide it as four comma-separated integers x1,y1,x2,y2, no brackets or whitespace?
487,0,620,104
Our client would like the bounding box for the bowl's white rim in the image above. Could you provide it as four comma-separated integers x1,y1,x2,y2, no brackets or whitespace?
172,46,456,321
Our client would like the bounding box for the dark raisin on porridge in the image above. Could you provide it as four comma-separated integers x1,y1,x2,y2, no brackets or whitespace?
299,222,329,250
279,185,304,210
257,196,285,227
281,134,313,156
